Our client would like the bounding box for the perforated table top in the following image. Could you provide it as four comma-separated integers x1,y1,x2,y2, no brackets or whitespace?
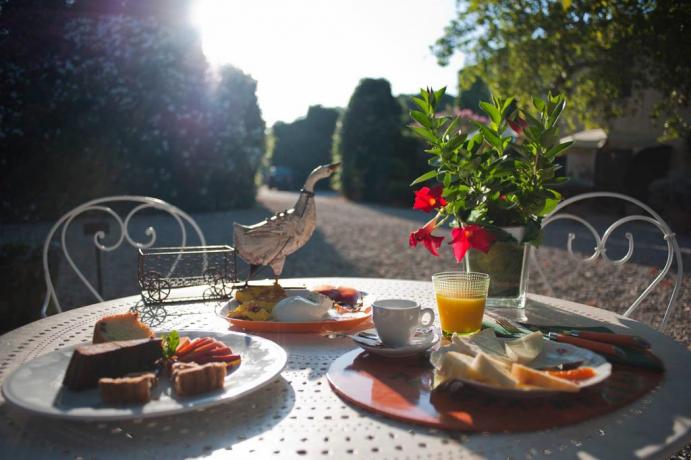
1,277,689,459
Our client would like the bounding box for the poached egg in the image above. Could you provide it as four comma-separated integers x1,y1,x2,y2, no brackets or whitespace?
272,291,333,322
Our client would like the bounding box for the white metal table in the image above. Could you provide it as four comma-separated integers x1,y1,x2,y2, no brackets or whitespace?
1,277,689,459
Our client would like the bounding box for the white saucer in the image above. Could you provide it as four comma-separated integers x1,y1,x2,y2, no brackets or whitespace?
352,328,440,358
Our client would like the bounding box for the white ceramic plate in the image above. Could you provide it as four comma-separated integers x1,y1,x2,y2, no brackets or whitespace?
352,328,440,358
435,339,612,397
1,331,287,421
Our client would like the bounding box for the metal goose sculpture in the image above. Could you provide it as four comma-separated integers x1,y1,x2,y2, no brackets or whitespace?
233,162,340,284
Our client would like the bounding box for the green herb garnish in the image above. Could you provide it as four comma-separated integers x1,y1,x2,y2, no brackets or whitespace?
163,330,180,359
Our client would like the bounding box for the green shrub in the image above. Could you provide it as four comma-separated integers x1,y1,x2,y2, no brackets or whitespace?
333,78,403,202
0,244,52,333
269,106,340,189
0,3,265,222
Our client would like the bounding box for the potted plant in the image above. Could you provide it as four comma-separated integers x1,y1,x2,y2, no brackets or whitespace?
408,88,572,308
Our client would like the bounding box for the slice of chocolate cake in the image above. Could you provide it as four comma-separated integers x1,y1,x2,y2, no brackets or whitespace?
63,338,162,391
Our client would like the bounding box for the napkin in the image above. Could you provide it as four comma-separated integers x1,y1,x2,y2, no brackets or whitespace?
481,318,665,371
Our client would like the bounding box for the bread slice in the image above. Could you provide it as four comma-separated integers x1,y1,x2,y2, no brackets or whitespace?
99,372,157,404
171,362,226,397
511,363,580,392
93,312,154,344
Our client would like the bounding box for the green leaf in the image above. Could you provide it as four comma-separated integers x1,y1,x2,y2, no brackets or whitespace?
410,169,438,186
421,88,430,103
501,97,515,115
523,220,543,245
545,176,569,185
410,110,432,129
410,126,439,144
446,131,468,151
532,96,546,112
539,126,559,145
412,96,429,113
163,330,180,359
442,116,460,139
538,195,561,217
433,87,447,104
545,141,573,158
547,98,566,128
479,101,501,125
478,124,503,150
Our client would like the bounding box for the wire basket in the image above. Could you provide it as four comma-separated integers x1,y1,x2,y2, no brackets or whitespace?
138,245,238,305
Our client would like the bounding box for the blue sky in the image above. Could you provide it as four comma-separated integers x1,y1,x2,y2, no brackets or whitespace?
191,0,464,125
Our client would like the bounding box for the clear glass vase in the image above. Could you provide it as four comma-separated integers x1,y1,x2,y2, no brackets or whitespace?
464,237,529,309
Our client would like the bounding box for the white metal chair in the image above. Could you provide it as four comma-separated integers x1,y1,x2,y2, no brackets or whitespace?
532,192,683,332
41,196,206,316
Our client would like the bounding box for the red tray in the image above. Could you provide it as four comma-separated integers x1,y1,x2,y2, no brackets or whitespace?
327,349,663,432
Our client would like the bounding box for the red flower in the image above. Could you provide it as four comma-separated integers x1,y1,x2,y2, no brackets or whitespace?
508,117,528,135
413,186,447,212
409,218,445,257
449,224,496,263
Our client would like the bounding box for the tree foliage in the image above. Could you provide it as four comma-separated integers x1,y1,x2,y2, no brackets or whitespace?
433,0,691,139
269,105,340,189
332,78,404,202
0,1,265,222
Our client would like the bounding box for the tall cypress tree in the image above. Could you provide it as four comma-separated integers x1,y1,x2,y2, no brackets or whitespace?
270,105,339,188
333,78,402,202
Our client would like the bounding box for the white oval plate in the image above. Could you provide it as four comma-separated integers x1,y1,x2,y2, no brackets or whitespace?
1,331,287,421
437,339,612,397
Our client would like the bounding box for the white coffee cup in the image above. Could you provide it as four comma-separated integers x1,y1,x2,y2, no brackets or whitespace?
372,299,435,347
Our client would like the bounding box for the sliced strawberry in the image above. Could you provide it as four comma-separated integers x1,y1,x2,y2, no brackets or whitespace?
209,348,232,357
178,337,212,356
179,348,221,363
193,341,220,354
183,338,213,354
175,337,191,353
175,337,198,355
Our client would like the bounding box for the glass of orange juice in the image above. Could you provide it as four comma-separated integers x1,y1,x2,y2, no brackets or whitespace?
432,272,490,336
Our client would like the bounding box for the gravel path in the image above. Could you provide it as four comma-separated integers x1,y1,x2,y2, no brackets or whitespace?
2,187,686,342
2,187,689,457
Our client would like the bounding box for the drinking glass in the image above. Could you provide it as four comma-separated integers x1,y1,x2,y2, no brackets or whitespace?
432,272,490,336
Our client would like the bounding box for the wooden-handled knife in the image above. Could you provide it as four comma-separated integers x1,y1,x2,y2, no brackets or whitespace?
562,330,651,349
547,332,626,358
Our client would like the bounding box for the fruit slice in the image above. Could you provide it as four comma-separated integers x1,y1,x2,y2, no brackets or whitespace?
176,337,191,353
511,363,580,392
547,367,596,381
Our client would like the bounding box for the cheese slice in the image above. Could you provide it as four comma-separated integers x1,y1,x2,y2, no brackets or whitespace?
431,351,477,389
504,331,545,364
471,352,517,388
451,329,513,366
441,351,477,379
511,363,580,392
